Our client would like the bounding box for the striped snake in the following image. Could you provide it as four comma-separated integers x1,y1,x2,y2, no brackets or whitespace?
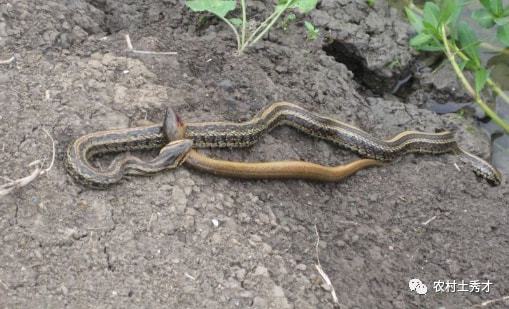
66,102,502,188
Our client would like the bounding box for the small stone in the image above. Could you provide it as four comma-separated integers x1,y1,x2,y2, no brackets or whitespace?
295,264,307,271
351,235,359,243
172,186,187,213
336,240,346,248
183,215,195,230
211,219,219,227
235,268,246,280
275,65,287,73
239,290,253,298
253,266,269,277
250,234,262,242
72,26,88,42
160,185,172,192
272,285,285,297
252,296,267,308
261,243,272,254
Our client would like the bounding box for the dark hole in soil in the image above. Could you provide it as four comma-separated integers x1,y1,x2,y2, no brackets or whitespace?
322,39,415,97
322,40,366,86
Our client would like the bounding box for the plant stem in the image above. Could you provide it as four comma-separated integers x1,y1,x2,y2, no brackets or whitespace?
243,3,290,52
240,0,247,47
405,0,423,15
216,14,241,51
452,42,509,107
441,25,509,133
241,10,280,52
487,78,509,105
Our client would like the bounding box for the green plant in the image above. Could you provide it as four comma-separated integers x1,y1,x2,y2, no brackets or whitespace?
185,0,318,53
472,0,509,46
304,21,319,40
367,0,376,7
387,58,402,69
405,0,509,133
280,13,296,31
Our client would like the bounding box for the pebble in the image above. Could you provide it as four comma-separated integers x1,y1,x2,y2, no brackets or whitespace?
253,266,269,277
295,264,307,271
261,243,272,254
336,240,346,248
60,285,68,295
238,290,253,298
172,186,187,213
272,285,285,297
235,268,246,281
183,216,195,230
252,296,268,308
250,234,262,242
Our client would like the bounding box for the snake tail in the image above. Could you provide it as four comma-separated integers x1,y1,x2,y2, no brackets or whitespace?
184,150,382,181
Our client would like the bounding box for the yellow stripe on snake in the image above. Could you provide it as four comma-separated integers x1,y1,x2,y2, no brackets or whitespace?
66,102,502,188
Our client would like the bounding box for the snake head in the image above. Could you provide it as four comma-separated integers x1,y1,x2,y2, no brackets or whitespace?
163,107,186,140
158,139,194,168
486,168,502,186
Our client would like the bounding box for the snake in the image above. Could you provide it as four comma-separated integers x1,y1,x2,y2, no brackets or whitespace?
65,135,193,188
66,102,502,187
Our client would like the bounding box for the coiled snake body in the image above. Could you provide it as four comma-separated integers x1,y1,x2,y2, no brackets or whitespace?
66,102,502,187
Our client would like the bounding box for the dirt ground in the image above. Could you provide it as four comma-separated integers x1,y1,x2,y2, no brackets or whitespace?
1,1,508,308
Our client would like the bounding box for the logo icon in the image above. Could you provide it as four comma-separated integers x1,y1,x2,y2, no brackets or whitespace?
409,278,428,295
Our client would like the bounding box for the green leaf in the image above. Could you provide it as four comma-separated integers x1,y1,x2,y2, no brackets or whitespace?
229,18,242,27
480,0,503,16
448,0,464,26
479,0,492,11
405,7,423,32
304,21,314,31
458,21,481,67
411,36,443,51
474,68,489,94
491,0,503,17
304,21,319,40
286,13,297,21
185,0,236,18
410,33,432,46
276,0,317,14
472,8,495,28
497,24,509,46
423,2,440,28
289,0,318,13
280,13,297,30
465,59,480,71
439,0,459,25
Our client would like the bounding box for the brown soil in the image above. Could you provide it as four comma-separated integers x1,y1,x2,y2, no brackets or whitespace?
0,1,508,308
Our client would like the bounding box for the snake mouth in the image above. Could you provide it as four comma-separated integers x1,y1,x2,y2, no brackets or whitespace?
163,107,186,140
161,139,193,167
